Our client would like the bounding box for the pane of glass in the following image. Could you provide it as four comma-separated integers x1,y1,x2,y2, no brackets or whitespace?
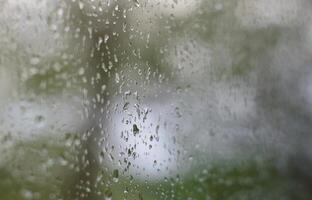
1,0,312,199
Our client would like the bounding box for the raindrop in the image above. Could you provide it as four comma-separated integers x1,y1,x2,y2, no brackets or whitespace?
112,169,119,183
30,56,40,65
101,84,107,92
123,102,130,110
97,37,103,50
104,34,110,43
188,156,193,161
104,189,113,200
115,5,119,11
115,73,120,83
156,125,160,134
133,0,140,8
21,189,33,200
133,124,139,135
78,1,84,10
35,115,45,123
78,67,85,75
124,90,131,97
215,3,223,11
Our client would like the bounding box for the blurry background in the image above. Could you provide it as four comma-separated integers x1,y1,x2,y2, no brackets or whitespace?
1,0,312,199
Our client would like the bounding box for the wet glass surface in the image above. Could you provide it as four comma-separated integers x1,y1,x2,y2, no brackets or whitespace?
1,0,312,199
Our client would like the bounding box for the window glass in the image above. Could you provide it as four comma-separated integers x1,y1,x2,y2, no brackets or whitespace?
1,0,312,199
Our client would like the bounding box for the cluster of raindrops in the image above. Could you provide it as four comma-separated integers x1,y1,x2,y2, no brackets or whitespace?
2,0,312,200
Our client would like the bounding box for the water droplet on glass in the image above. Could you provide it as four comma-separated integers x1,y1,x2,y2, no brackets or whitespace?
78,1,84,10
112,169,119,182
133,0,140,7
97,37,103,50
115,5,119,11
215,3,223,11
21,189,33,200
30,56,40,65
115,73,120,83
123,102,130,110
35,115,45,123
104,34,109,43
133,124,139,135
78,67,85,75
104,189,113,200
